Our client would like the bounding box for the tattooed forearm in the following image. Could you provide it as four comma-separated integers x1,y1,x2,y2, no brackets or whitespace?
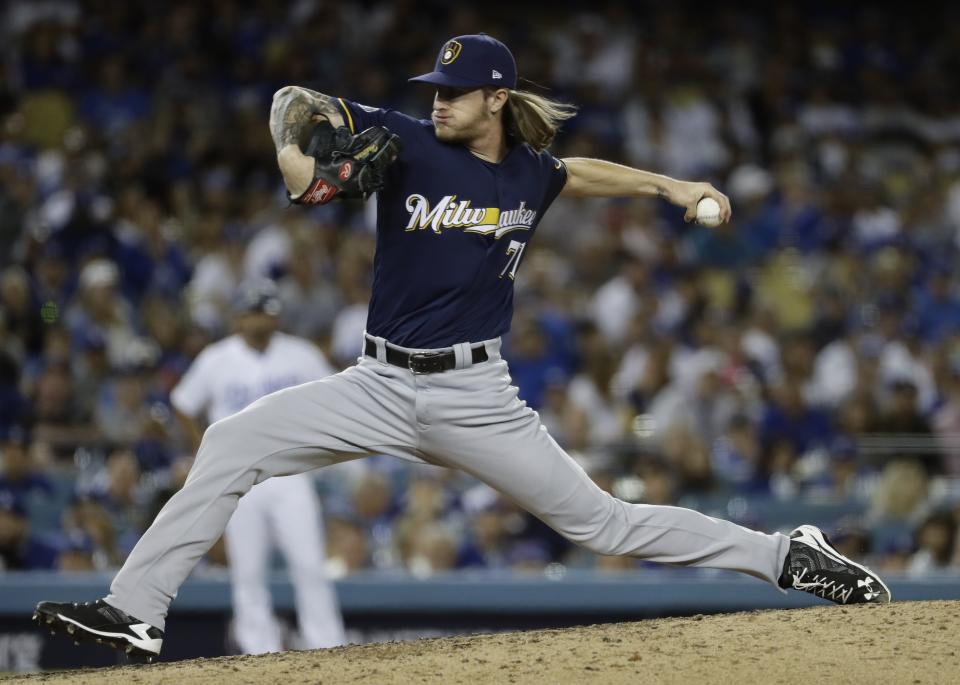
269,86,345,152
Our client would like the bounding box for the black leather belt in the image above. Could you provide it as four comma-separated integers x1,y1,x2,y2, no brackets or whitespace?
364,338,489,373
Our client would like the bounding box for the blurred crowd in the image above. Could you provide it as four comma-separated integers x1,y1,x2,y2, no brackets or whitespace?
2,1,960,579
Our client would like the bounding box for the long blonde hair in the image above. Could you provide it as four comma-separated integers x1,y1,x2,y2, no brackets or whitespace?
501,89,577,152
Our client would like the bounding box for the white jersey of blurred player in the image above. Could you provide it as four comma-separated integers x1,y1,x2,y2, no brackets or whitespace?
171,280,345,654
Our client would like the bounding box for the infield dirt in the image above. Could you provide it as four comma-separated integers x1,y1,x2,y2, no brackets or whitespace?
3,600,958,684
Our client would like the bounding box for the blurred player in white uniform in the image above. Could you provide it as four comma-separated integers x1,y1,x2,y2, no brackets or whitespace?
170,279,345,654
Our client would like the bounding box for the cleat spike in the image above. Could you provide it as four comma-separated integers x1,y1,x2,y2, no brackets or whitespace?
125,645,134,654
66,624,76,634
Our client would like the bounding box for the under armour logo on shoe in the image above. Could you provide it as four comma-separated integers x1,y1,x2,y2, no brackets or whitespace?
858,578,880,601
492,70,502,79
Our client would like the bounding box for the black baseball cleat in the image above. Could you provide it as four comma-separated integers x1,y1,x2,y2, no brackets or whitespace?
779,525,891,605
33,599,163,661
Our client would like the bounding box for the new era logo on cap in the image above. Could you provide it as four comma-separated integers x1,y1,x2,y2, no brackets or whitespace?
492,70,502,79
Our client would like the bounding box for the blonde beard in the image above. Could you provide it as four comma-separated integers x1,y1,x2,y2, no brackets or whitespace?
434,119,504,149
433,123,470,143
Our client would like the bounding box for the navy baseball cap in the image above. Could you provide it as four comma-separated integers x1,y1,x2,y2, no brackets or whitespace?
410,34,517,90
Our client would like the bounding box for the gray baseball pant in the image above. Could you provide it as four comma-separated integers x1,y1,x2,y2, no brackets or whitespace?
107,336,790,630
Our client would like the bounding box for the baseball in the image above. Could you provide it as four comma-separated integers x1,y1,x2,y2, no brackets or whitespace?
696,197,722,227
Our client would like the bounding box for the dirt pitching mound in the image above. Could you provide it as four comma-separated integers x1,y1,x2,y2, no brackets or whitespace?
5,600,958,684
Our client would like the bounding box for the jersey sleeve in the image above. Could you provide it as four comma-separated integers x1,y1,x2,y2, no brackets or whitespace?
170,349,214,417
335,97,385,133
538,151,568,212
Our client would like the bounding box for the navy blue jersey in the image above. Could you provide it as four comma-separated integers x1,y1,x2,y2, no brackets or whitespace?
337,98,567,349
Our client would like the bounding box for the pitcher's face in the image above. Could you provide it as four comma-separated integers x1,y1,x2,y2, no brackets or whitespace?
432,87,504,143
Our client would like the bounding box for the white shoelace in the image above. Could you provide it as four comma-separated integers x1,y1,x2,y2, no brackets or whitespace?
791,568,854,604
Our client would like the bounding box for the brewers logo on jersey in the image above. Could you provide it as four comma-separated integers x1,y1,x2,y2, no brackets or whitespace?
404,194,537,238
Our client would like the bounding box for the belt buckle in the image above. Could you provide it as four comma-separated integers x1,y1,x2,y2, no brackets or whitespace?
408,351,444,374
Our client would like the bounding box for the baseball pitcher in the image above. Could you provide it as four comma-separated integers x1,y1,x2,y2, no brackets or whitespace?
36,34,889,660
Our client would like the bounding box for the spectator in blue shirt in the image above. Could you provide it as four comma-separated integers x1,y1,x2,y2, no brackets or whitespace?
0,425,54,504
57,529,97,572
503,313,571,409
913,268,960,343
760,382,834,456
0,490,59,570
112,193,192,303
77,56,150,138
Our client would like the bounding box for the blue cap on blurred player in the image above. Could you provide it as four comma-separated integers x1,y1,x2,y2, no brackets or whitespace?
409,34,517,90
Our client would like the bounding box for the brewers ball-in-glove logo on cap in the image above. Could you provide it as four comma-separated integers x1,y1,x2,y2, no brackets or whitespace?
440,40,462,64
409,33,517,89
